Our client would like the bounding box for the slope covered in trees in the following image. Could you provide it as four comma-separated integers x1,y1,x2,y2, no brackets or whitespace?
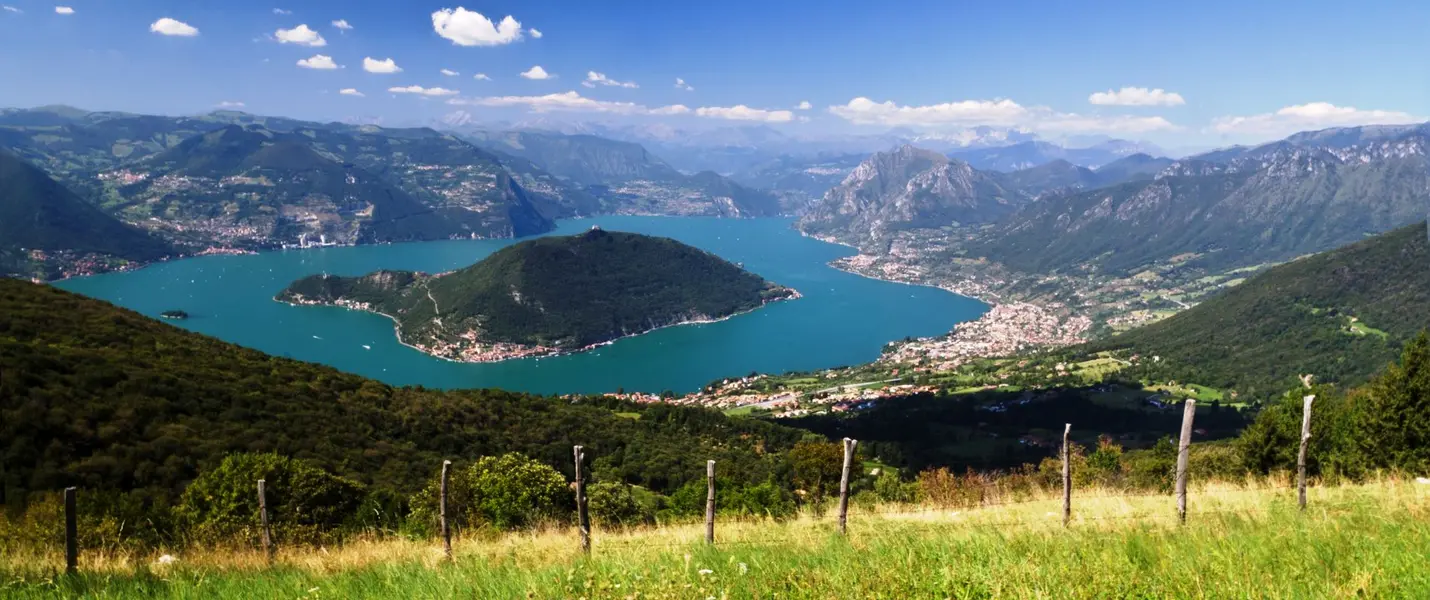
0,148,172,277
0,279,807,509
279,229,797,357
1092,222,1430,398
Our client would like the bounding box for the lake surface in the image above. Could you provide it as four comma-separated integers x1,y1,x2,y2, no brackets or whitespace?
57,217,988,394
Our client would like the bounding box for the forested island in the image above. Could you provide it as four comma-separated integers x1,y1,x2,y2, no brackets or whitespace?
276,229,799,362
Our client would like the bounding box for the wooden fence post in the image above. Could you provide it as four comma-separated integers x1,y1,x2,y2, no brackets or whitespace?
837,438,857,536
574,446,590,554
1175,400,1197,524
705,460,716,545
440,460,453,560
1062,423,1072,527
1298,395,1315,511
257,479,274,564
64,487,77,574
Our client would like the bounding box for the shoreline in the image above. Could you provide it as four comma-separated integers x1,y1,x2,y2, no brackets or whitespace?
275,288,802,365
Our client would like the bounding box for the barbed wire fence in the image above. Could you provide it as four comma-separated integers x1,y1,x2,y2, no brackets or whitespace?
52,395,1332,570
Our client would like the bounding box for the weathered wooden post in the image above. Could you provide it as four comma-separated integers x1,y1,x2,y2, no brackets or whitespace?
64,487,77,574
1175,400,1197,524
837,437,857,536
440,460,453,560
705,460,716,545
574,445,590,554
257,479,274,564
1298,395,1315,511
1062,423,1072,527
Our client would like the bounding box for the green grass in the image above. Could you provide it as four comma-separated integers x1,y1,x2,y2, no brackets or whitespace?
4,481,1427,598
1348,318,1390,339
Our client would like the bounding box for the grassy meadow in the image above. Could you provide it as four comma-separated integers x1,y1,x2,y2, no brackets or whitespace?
3,478,1428,599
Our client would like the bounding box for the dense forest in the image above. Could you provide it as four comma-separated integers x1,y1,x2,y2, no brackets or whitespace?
0,279,806,512
1092,222,1430,398
280,229,796,350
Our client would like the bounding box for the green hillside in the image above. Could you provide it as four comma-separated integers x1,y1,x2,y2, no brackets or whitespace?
279,229,797,355
1091,222,1430,397
0,148,171,277
0,279,805,507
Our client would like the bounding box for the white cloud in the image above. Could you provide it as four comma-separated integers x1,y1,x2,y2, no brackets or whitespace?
339,88,364,97
273,8,292,15
3,6,23,14
674,78,694,91
431,7,523,46
447,90,786,124
54,6,74,14
297,54,340,69
389,85,459,97
216,101,245,109
149,18,199,37
275,24,326,47
796,100,812,110
1089,87,1186,107
441,68,459,76
529,28,543,38
473,73,491,81
449,90,661,115
1210,102,1423,139
695,105,795,123
362,57,402,74
520,65,553,80
828,96,1179,135
582,71,638,89
331,19,352,31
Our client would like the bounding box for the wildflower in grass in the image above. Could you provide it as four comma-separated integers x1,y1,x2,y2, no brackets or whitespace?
156,554,176,565
739,562,748,575
699,569,713,576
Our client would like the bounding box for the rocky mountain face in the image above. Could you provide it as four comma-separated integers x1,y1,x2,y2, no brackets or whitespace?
973,131,1430,276
798,145,1020,245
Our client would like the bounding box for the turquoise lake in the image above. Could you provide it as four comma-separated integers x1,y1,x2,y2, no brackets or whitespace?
56,217,988,394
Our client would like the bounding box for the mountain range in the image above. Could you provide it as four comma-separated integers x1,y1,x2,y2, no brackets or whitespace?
950,139,1165,171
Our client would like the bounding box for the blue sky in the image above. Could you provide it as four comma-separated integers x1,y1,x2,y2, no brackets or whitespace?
2,0,1428,147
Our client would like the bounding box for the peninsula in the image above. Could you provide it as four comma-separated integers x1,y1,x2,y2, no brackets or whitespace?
276,228,799,362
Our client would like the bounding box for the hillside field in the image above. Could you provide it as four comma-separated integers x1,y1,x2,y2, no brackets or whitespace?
4,478,1427,599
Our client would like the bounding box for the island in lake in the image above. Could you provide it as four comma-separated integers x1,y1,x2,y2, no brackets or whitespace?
276,228,800,362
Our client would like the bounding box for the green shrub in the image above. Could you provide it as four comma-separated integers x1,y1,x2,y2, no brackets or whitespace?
176,453,365,543
873,471,919,504
588,482,653,527
410,453,573,533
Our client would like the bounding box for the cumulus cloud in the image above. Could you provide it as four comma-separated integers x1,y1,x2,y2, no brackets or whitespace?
796,100,812,110
828,96,1179,135
331,19,352,31
441,68,459,76
150,18,199,36
275,24,326,47
1210,102,1423,139
431,7,523,46
362,57,401,73
1089,87,1186,107
216,101,245,109
520,65,553,80
582,71,637,89
3,6,23,14
473,73,491,81
273,8,291,15
447,90,789,124
297,54,340,69
55,6,73,14
695,105,795,123
529,28,543,38
674,78,694,91
389,85,459,97
339,88,364,97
